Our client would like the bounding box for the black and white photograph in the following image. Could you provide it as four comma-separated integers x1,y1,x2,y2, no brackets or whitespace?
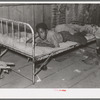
0,2,100,90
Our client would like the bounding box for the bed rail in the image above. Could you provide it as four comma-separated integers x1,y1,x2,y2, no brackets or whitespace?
0,18,36,83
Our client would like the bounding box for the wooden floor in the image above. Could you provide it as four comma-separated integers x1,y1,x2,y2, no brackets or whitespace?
0,42,100,88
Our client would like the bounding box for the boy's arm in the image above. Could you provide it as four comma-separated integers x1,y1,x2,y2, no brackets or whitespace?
35,34,59,48
26,32,39,43
51,36,60,47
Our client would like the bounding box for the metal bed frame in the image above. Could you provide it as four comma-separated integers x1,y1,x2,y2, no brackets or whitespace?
0,18,36,84
0,18,95,84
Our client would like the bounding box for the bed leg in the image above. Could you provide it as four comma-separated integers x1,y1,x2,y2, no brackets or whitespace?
27,58,31,62
32,61,35,84
0,48,8,58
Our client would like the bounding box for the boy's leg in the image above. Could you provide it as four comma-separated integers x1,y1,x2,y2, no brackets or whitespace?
59,31,87,45
72,33,87,45
59,31,73,42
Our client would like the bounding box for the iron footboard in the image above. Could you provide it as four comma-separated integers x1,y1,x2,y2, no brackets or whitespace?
0,18,36,84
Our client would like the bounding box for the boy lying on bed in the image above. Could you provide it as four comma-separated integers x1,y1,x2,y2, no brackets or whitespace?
28,23,87,48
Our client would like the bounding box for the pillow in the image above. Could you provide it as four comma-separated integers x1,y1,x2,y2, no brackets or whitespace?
55,24,76,35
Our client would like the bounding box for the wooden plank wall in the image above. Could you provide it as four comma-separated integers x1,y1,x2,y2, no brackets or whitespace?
0,4,52,31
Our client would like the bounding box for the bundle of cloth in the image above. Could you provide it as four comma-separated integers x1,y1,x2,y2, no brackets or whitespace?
55,23,94,36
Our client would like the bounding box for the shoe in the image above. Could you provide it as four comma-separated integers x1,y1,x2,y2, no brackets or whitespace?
42,66,47,71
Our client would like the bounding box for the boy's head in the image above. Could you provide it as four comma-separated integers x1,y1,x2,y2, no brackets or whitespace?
36,23,48,40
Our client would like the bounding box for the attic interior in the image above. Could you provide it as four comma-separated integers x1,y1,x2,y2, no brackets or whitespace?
0,3,100,88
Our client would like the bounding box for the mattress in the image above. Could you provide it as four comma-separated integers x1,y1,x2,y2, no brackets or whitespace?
0,33,95,60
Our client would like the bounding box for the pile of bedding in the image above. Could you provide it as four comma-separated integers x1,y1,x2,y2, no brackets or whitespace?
54,24,94,35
